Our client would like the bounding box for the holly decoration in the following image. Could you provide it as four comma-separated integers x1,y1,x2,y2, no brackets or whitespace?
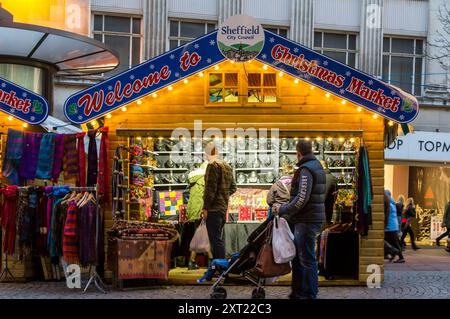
32,100,43,114
402,99,413,113
68,103,78,116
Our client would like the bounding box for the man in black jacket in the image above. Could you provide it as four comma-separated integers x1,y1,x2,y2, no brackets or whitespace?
273,140,326,299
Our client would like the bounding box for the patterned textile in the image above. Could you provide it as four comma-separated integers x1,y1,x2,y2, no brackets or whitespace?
15,189,29,259
227,188,269,222
36,133,56,179
63,134,79,179
79,202,97,266
112,146,126,219
2,129,23,184
87,130,98,186
19,132,43,180
36,188,48,256
77,132,86,187
98,127,109,201
0,186,18,254
18,188,38,259
112,239,173,280
63,202,79,264
158,191,184,217
52,134,65,181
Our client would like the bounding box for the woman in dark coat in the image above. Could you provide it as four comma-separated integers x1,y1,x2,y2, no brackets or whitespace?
400,198,420,250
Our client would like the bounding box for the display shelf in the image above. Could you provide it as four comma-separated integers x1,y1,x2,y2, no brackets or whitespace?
192,151,230,155
338,183,354,187
129,163,157,169
280,150,320,154
324,151,356,154
154,151,191,155
236,150,276,153
237,183,274,187
143,150,159,156
153,167,189,171
235,167,276,171
329,167,356,170
154,183,188,187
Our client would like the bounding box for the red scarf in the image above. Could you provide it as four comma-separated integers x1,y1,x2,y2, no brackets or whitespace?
63,202,79,264
1,185,18,254
98,127,109,202
77,132,87,187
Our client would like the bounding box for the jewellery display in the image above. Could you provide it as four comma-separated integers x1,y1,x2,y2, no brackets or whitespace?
265,171,275,183
248,171,259,183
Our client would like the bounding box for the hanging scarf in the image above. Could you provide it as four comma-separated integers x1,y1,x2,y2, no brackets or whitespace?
63,134,79,179
2,129,23,185
52,134,65,182
77,132,87,187
1,186,18,255
17,187,38,259
87,129,98,187
36,133,56,180
15,189,29,260
63,202,79,264
36,187,48,256
356,145,373,236
98,127,109,202
79,202,97,266
48,187,71,259
45,186,53,243
19,132,43,181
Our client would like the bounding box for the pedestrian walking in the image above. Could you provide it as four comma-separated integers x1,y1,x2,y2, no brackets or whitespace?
436,201,450,247
384,189,405,263
400,198,420,250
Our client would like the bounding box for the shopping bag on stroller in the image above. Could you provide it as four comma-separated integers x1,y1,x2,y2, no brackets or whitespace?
255,220,291,278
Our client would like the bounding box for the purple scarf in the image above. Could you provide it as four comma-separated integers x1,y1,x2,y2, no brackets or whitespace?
19,132,43,180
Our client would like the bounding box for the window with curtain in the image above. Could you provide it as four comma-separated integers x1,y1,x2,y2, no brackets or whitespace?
0,64,44,95
382,37,424,96
92,14,142,75
169,20,216,50
314,31,358,67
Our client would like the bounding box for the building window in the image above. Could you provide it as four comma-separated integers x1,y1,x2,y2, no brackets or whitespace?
382,37,424,96
247,73,277,103
264,26,288,38
93,14,142,75
314,31,357,67
207,71,278,105
209,72,239,103
169,20,216,49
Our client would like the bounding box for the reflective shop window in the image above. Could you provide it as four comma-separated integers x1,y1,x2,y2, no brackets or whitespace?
0,64,44,95
247,73,277,103
93,14,142,75
314,31,357,67
382,37,424,96
264,27,289,38
209,73,239,103
169,20,216,50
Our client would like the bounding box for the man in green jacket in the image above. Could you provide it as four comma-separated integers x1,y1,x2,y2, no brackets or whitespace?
436,201,450,247
201,142,237,259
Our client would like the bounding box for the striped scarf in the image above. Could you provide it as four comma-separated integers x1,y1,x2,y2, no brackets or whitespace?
63,202,79,264
1,186,18,255
77,132,86,187
36,133,56,180
63,134,79,179
98,127,109,202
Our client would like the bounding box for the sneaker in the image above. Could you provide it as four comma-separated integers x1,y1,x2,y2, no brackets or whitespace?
394,258,405,263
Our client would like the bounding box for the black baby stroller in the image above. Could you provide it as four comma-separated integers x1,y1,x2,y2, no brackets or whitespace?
208,216,275,299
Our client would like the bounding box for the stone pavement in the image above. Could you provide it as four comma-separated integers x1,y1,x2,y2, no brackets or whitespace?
0,246,448,299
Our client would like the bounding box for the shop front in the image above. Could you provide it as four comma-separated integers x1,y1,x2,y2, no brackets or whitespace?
0,14,419,290
385,131,450,244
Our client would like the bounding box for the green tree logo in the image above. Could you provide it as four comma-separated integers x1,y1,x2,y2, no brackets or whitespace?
401,99,414,113
68,103,78,116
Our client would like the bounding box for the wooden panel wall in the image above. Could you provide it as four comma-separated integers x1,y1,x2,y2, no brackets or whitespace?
105,61,386,284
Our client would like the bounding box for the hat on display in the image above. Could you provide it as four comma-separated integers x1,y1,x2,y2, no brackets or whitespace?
237,173,247,184
344,173,353,184
236,155,246,168
176,173,188,184
345,157,355,167
251,158,260,168
265,171,275,183
165,158,176,168
237,138,246,150
280,138,290,151
155,139,165,151
193,140,203,152
288,138,296,150
337,174,345,184
280,155,291,166
324,139,335,151
260,155,272,167
162,174,176,184
248,171,259,184
165,139,178,151
343,139,354,151
154,174,162,184
326,157,334,168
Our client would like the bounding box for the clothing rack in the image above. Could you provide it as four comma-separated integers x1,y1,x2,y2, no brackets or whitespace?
0,253,15,282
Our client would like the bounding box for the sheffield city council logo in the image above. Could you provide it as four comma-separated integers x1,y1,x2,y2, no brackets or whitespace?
217,15,265,62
